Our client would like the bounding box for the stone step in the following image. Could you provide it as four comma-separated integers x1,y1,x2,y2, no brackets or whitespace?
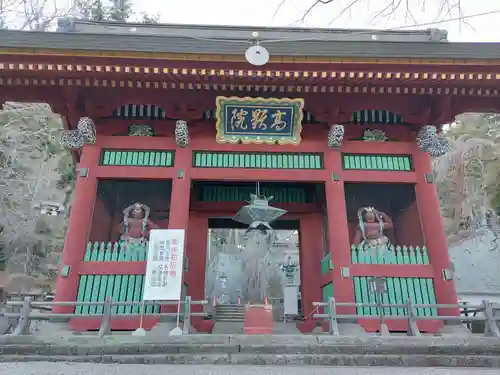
216,320,245,323
216,306,245,310
216,313,245,317
215,304,249,322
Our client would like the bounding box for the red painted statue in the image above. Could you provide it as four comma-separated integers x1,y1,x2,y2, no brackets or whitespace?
353,206,393,248
119,202,158,245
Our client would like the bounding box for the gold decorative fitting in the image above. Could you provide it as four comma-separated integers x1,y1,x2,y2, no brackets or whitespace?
2,60,496,83
1,75,499,96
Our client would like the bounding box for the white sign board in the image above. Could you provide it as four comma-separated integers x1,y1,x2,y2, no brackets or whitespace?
143,229,185,301
284,285,299,315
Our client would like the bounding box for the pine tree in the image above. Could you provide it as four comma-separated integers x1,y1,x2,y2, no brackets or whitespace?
140,13,160,24
108,0,133,22
75,0,107,21
90,0,107,21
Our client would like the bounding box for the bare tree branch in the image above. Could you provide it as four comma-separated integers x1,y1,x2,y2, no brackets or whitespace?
1,0,80,30
0,103,70,283
279,0,481,27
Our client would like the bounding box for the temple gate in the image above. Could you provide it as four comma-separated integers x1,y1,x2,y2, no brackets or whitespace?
1,20,499,333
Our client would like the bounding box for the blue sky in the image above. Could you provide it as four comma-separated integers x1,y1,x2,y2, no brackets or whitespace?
132,0,500,42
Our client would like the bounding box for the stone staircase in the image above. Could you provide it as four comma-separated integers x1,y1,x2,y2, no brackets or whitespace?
215,304,245,322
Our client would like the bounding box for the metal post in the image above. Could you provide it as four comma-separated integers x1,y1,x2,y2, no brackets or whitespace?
328,297,339,336
406,298,421,337
0,288,10,335
369,277,387,335
482,300,500,338
98,296,112,338
183,296,192,334
376,292,384,327
12,296,32,336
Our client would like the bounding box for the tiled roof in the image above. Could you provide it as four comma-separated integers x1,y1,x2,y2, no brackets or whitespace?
0,19,499,60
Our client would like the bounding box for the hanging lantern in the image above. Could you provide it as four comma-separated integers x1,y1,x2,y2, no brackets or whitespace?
233,194,287,233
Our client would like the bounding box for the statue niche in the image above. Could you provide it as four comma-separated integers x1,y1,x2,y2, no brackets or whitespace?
119,202,159,251
354,207,393,251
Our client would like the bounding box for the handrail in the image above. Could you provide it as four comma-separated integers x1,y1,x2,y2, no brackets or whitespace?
312,298,500,337
0,296,208,338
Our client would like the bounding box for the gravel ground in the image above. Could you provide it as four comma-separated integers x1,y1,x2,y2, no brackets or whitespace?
0,364,497,375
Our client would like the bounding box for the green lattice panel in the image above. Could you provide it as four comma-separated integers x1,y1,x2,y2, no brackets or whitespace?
181,283,188,316
353,276,437,317
193,151,323,169
101,150,174,166
200,185,309,204
322,282,333,314
83,242,148,262
351,245,429,265
321,253,331,275
75,274,160,316
342,154,412,171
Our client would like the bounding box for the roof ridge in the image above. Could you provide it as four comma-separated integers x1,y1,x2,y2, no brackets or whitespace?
56,17,448,43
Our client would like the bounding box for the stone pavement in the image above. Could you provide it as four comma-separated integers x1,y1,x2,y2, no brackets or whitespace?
0,334,499,367
0,364,498,375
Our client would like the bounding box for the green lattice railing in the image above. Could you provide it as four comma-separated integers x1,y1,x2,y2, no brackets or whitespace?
83,242,188,270
351,245,429,265
321,253,332,274
100,150,175,166
342,154,412,171
193,151,323,169
322,282,333,314
75,275,189,316
84,241,147,262
353,276,437,317
199,185,310,204
75,274,159,315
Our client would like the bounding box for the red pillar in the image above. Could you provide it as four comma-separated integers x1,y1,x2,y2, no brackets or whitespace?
186,213,208,304
168,148,192,230
324,151,355,314
54,144,100,313
413,149,458,315
164,148,192,313
186,213,210,332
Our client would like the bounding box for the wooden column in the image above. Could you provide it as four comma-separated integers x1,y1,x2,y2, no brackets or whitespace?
53,144,100,313
324,151,355,314
168,147,192,230
186,212,210,332
299,214,324,321
413,149,458,315
164,148,192,313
